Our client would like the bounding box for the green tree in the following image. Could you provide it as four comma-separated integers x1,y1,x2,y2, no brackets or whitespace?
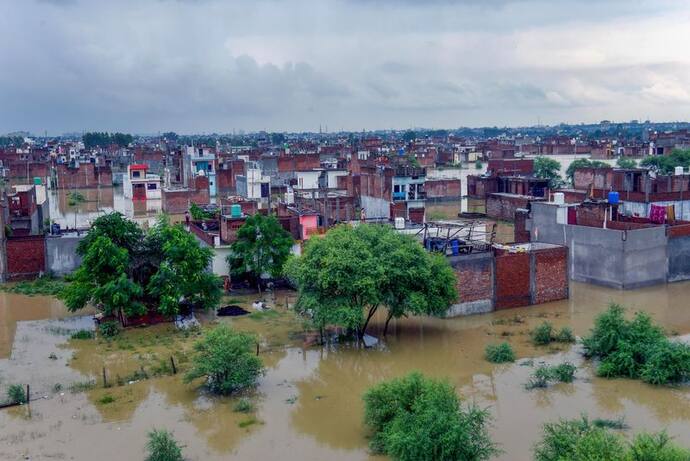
287,224,457,340
566,158,611,183
640,149,690,174
146,219,221,316
145,429,184,461
363,372,497,461
402,130,417,143
227,214,294,293
533,157,563,188
616,157,638,169
184,325,263,395
77,212,143,256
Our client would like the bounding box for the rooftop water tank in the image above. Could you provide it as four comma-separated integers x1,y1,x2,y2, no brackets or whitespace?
553,192,565,205
394,217,405,229
231,204,242,218
608,191,620,205
675,166,684,176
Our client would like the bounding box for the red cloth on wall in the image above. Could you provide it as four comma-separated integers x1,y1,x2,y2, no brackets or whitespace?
650,204,667,224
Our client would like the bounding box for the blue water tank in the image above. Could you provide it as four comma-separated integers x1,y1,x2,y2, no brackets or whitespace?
231,204,242,218
608,191,620,205
450,239,460,256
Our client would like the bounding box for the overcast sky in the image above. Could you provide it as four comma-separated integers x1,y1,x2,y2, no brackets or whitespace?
2,0,690,134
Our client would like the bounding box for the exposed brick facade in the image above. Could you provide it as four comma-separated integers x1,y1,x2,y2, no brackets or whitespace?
6,235,46,280
533,247,569,304
425,179,462,199
56,163,113,189
487,193,542,221
494,252,531,309
452,255,494,304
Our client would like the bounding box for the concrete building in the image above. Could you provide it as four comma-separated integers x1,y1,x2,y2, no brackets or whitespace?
183,146,217,197
123,164,162,200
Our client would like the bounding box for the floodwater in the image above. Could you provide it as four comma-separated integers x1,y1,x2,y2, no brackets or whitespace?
1,282,690,461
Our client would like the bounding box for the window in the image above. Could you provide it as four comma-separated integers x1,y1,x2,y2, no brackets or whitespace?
147,183,157,190
132,171,141,178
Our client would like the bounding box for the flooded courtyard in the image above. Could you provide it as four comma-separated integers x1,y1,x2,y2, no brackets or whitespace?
1,282,689,460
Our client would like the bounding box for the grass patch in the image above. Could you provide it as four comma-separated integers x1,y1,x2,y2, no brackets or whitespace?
238,416,258,428
69,380,96,394
0,277,66,296
6,384,27,404
485,342,516,363
98,320,122,338
531,322,577,346
233,397,254,413
98,393,116,405
71,330,94,340
593,417,628,430
248,310,281,321
525,363,576,389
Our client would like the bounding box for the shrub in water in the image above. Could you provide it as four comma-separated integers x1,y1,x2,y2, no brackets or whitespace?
484,342,516,363
531,322,554,346
98,320,121,338
363,372,498,461
70,329,94,340
551,363,576,383
628,431,690,461
233,397,254,413
145,429,184,461
526,363,576,389
583,303,689,385
555,327,576,343
7,384,26,404
184,325,263,395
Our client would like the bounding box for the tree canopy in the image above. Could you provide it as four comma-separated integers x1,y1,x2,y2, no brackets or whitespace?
287,224,457,339
533,157,563,188
565,158,611,183
82,132,133,149
616,157,638,169
63,213,220,322
640,149,690,174
227,214,294,292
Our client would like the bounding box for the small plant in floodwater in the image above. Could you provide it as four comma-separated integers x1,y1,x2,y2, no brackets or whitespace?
531,322,554,346
238,417,259,428
49,352,58,360
525,363,576,389
593,417,628,430
98,321,121,338
53,383,63,393
7,384,26,404
70,329,94,340
485,342,516,363
555,327,575,343
285,395,298,404
145,429,184,461
98,393,116,405
233,397,254,413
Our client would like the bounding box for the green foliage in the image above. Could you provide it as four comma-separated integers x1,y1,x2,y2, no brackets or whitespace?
145,429,184,461
593,417,628,430
531,322,554,346
233,397,254,413
0,135,24,147
402,130,417,143
363,372,498,461
616,157,638,169
556,326,576,343
287,224,458,338
526,363,576,389
185,325,264,395
228,214,294,290
64,213,220,321
83,132,133,149
7,384,26,404
0,277,66,296
640,149,690,174
98,393,116,405
98,321,121,338
535,417,690,461
533,156,563,188
475,160,483,169
566,158,611,183
67,191,86,207
484,342,516,363
189,203,216,221
70,330,94,340
583,303,689,385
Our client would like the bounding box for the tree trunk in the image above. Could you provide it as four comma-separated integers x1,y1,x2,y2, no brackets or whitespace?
360,305,378,339
383,311,394,336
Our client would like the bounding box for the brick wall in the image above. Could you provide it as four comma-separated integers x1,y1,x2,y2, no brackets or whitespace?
7,235,46,280
452,255,493,303
488,159,534,175
514,209,530,243
533,247,568,304
494,252,531,309
486,194,534,221
426,179,462,199
56,164,113,189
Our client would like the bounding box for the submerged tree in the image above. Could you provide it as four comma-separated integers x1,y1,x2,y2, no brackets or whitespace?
145,429,184,461
62,212,220,322
227,214,294,293
184,325,264,395
287,224,457,339
363,372,497,461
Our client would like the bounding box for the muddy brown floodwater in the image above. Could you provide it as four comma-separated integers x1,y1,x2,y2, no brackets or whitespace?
1,282,690,461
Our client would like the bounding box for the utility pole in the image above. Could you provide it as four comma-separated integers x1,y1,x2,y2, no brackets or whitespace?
0,190,7,282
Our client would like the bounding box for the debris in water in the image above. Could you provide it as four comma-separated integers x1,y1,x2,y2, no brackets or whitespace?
217,305,250,317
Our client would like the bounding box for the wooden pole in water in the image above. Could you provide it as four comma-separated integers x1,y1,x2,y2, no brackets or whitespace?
170,356,177,374
26,384,30,405
102,367,107,388
256,342,260,356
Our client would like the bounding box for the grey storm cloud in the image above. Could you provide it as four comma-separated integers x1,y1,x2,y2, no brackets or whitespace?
1,0,690,134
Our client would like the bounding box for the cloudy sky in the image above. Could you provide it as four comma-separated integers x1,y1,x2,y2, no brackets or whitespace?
2,0,690,134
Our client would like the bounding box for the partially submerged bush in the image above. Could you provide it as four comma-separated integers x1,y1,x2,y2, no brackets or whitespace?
531,322,554,346
363,372,498,461
485,342,516,363
7,384,26,404
98,320,121,338
555,327,576,343
535,417,690,461
185,325,263,395
233,397,254,413
145,429,184,461
583,303,690,385
526,363,576,389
